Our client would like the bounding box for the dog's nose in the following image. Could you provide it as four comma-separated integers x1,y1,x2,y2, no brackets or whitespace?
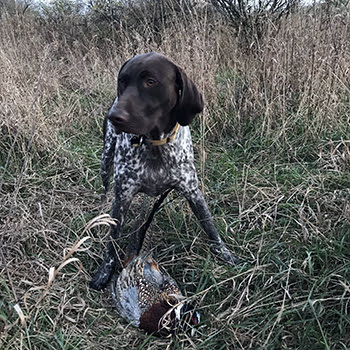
108,108,129,125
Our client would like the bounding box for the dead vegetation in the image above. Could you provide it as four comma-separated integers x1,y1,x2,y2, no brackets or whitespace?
0,0,349,349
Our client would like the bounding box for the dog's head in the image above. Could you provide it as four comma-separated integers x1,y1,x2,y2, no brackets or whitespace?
107,52,203,137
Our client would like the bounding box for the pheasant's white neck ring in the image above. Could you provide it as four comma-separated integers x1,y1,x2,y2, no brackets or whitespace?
174,304,183,321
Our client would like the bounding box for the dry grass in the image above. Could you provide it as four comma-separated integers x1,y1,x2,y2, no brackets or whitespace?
1,2,349,349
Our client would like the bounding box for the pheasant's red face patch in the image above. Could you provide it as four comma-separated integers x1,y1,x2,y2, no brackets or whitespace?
191,314,199,325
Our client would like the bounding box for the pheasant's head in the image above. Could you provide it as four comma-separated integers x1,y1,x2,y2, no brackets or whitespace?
139,302,200,337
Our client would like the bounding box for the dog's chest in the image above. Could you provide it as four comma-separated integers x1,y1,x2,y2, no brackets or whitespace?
113,129,196,196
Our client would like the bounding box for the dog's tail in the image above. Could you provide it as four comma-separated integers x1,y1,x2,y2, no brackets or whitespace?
123,189,172,260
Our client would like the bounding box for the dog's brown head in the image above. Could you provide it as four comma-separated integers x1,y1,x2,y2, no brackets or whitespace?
107,52,203,138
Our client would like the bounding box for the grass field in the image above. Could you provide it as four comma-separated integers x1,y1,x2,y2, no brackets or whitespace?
1,1,349,349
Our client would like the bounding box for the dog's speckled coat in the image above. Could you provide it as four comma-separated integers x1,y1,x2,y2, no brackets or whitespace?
90,53,239,290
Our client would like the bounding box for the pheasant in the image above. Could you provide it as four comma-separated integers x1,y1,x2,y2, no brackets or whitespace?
110,191,199,336
110,255,200,336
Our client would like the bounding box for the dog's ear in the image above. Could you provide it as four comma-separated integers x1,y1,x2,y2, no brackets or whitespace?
172,66,204,126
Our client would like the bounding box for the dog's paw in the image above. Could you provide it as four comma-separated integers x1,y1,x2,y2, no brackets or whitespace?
210,243,241,266
90,258,116,290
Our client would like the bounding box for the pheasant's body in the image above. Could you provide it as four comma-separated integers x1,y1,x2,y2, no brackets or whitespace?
111,256,190,334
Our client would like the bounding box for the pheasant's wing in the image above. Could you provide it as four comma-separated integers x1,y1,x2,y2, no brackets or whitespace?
111,256,184,327
110,258,144,326
159,271,184,304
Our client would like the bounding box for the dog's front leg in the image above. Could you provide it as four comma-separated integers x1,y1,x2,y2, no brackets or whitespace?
183,188,241,265
100,119,117,203
90,187,135,290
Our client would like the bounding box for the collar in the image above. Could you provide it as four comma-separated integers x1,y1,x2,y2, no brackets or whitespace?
131,123,180,147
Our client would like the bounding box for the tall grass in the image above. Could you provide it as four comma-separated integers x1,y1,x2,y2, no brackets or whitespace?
1,1,349,349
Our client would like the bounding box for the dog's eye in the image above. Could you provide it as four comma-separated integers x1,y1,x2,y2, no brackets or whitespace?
145,79,157,87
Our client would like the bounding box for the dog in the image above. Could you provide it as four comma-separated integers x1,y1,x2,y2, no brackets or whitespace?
90,52,239,290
